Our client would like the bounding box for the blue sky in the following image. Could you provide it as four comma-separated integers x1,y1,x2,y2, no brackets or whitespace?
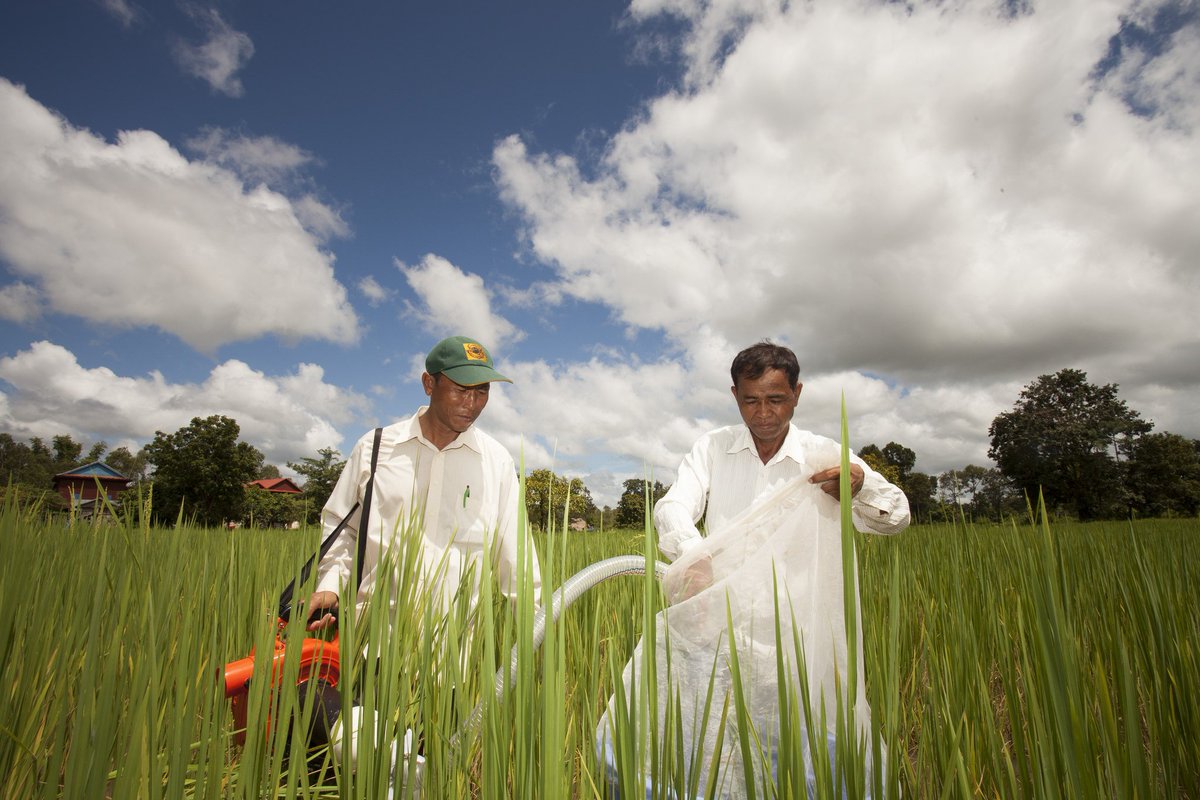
1,0,1198,506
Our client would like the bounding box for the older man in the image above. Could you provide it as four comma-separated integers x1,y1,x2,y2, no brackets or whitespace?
306,334,540,628
654,340,909,561
600,340,911,797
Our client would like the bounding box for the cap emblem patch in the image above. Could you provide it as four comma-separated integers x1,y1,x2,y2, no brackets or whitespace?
463,343,487,361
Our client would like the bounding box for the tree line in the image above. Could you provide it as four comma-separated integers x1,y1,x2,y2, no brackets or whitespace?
0,415,345,527
860,368,1200,522
515,471,668,531
4,368,1197,527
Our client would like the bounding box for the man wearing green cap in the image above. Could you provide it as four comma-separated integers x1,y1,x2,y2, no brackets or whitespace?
306,335,541,628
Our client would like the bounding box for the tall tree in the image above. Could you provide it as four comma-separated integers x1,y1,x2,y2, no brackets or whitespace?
287,446,346,523
51,434,83,474
84,441,108,464
565,477,596,527
971,467,1022,522
257,463,282,480
0,434,66,512
880,442,917,483
988,368,1151,520
615,478,668,529
860,441,926,514
1126,433,1200,517
957,465,989,499
857,444,901,484
0,433,53,488
0,433,115,492
51,434,82,463
144,415,263,526
242,487,305,528
105,446,149,483
524,468,597,531
937,468,963,508
938,464,989,510
902,472,938,523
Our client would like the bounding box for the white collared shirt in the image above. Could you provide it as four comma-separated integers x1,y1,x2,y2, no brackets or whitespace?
653,423,910,561
316,407,541,613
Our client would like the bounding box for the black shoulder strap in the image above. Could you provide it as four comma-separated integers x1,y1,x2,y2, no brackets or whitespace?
276,426,384,621
354,426,384,589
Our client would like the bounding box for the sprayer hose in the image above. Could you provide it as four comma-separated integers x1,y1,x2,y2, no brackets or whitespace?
454,554,668,748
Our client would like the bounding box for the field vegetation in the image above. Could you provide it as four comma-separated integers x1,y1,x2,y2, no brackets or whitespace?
0,485,1196,798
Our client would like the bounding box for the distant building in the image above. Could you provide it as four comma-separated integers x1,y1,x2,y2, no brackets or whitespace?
53,462,131,518
247,477,303,494
245,477,305,529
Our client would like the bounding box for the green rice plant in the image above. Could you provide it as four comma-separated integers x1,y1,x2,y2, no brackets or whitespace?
855,511,1199,798
1,467,1197,798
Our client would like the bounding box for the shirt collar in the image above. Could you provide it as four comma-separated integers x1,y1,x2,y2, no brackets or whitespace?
400,406,483,454
728,423,807,467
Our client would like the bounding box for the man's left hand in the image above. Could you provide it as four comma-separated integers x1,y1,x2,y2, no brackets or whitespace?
810,464,864,499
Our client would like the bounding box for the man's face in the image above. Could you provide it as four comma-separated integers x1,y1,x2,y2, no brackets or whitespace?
423,372,491,435
731,368,802,444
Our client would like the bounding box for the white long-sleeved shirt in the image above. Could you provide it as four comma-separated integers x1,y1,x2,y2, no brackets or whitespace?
654,423,910,561
315,408,541,615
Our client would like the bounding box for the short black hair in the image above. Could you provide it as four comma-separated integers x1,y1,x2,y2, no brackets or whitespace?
730,341,800,389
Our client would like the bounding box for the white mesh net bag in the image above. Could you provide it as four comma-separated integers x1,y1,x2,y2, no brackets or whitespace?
598,447,880,798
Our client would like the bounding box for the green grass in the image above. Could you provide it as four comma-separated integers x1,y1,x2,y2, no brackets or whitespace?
0,492,1196,798
855,516,1199,798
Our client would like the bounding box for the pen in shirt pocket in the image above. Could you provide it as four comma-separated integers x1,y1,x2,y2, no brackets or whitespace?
462,485,470,507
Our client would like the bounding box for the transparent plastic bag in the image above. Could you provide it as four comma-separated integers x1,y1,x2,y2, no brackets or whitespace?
599,449,877,798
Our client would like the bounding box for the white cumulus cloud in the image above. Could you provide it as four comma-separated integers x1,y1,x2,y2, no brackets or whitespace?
0,341,371,466
173,6,255,97
492,0,1200,481
0,282,43,324
97,0,140,28
0,78,360,352
358,275,394,307
399,254,524,350
184,129,350,241
186,128,314,185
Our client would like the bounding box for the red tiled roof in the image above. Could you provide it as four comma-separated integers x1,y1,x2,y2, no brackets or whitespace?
247,477,303,494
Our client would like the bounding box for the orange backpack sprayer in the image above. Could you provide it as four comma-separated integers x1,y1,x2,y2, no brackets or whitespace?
223,619,342,746
222,428,381,748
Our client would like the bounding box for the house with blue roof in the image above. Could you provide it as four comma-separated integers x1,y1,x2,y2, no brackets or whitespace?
53,461,132,517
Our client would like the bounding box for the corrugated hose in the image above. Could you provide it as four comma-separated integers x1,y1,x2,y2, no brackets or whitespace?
451,554,668,752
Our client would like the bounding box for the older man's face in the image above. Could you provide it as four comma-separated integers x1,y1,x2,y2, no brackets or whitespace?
731,368,802,446
423,372,490,437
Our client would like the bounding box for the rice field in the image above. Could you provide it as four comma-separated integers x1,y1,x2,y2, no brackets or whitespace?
0,488,1196,798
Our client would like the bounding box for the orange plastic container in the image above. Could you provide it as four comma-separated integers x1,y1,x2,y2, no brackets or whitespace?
223,619,341,746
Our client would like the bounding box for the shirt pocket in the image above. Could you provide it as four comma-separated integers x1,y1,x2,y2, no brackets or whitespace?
450,490,489,556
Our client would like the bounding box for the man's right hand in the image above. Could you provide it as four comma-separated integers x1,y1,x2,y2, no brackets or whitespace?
666,555,714,604
305,591,339,632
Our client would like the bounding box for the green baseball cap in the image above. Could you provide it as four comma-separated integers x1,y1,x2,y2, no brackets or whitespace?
425,336,512,386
